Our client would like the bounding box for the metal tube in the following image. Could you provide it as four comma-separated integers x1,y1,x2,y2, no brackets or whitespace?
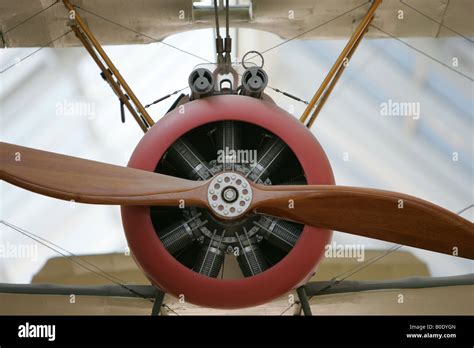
63,0,154,129
0,274,470,298
0,283,157,298
151,289,165,315
305,274,474,297
300,0,381,126
296,286,313,316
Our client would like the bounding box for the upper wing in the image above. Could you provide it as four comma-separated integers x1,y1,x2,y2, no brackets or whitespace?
1,0,472,48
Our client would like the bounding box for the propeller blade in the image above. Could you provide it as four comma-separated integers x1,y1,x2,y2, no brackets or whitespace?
0,142,208,207
251,184,474,259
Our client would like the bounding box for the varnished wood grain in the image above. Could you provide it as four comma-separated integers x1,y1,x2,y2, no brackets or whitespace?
0,142,209,207
2,142,472,260
251,184,474,259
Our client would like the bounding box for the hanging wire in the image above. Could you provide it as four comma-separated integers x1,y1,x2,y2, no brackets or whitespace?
308,245,403,301
213,0,222,39
213,0,226,64
399,1,473,44
0,220,153,303
370,24,473,81
0,30,73,74
307,203,474,302
3,0,60,35
1,2,471,313
457,204,474,215
268,86,309,105
279,301,297,316
76,5,212,63
225,0,230,38
144,86,188,109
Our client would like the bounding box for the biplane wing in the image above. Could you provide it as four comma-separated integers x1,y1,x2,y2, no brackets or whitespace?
1,0,473,48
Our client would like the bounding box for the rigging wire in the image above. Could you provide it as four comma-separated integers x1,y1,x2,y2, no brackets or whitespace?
144,86,188,109
370,24,473,82
308,245,403,301
279,302,297,316
225,0,230,39
457,204,474,215
306,203,474,302
399,0,473,44
213,0,225,64
3,0,60,35
2,0,469,88
1,220,182,314
0,220,153,303
256,1,370,58
268,86,309,105
213,0,222,40
75,5,212,64
0,30,73,74
1,1,471,313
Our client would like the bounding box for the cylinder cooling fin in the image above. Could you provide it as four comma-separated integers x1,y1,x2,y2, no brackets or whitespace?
215,120,242,171
121,95,334,309
165,138,213,180
150,120,307,280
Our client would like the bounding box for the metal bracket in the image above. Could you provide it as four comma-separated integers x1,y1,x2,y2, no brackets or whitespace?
62,0,154,133
300,0,381,128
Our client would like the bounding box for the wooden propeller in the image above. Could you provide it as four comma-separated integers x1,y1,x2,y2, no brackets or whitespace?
251,185,474,259
1,142,473,259
0,142,207,207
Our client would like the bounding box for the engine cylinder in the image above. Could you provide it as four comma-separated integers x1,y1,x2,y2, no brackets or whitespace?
166,138,213,180
193,245,225,278
121,95,335,309
247,136,288,182
215,120,242,171
237,242,269,277
157,220,200,255
256,217,302,252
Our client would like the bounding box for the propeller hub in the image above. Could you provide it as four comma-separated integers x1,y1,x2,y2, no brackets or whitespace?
207,172,252,218
222,187,238,203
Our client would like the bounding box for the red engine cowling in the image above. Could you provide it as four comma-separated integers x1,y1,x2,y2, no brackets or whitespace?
121,95,334,309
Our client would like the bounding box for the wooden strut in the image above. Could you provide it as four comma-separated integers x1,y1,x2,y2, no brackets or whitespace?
300,0,381,128
62,0,154,132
